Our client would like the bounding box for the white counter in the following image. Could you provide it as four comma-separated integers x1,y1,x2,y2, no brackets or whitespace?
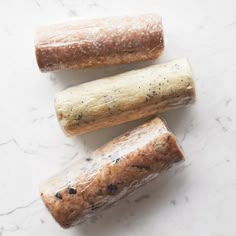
0,0,236,235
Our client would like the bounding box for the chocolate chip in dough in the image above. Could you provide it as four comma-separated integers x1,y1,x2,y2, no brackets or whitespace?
111,151,120,163
68,188,77,194
115,158,120,163
107,184,118,195
55,192,63,200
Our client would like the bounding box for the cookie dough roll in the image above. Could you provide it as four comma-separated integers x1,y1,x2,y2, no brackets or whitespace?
35,13,164,72
40,117,184,228
55,58,195,136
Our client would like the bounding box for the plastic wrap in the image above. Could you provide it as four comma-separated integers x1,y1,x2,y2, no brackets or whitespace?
55,58,195,136
40,117,185,228
35,13,164,72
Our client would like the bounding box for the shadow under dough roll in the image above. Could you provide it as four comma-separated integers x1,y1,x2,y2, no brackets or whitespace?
40,117,184,228
55,58,196,136
35,13,164,72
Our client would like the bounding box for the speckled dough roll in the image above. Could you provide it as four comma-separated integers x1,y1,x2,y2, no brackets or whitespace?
55,58,195,136
40,117,184,228
35,13,164,72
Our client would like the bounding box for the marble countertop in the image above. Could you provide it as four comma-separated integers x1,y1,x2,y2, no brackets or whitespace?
0,0,236,235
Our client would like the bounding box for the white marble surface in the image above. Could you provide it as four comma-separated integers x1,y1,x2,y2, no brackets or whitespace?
0,0,236,235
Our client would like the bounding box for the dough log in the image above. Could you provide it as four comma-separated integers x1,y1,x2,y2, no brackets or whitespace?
35,13,164,72
55,58,195,136
40,117,184,228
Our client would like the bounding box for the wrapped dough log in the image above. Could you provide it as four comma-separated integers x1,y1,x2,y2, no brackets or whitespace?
55,58,195,136
40,117,184,228
35,13,164,72
35,14,164,71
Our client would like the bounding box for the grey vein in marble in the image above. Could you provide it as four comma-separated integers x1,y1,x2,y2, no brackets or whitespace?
0,225,20,233
225,97,232,106
69,151,79,161
0,139,37,155
32,114,55,123
0,199,40,217
215,117,228,132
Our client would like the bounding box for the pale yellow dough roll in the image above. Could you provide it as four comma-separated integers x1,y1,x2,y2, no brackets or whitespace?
55,58,195,136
